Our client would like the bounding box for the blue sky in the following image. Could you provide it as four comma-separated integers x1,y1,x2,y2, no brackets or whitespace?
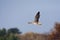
0,0,60,34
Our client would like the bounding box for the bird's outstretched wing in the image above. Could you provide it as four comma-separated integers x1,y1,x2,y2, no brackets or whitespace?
34,11,40,23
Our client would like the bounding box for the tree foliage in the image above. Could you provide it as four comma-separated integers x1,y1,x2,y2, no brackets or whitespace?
0,28,21,40
8,28,21,34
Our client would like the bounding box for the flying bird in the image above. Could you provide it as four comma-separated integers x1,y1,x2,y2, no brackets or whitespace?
28,11,42,25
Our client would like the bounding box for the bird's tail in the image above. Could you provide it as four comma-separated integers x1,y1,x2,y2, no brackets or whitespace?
38,22,42,25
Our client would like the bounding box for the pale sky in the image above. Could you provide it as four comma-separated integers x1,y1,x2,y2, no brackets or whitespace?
0,0,60,34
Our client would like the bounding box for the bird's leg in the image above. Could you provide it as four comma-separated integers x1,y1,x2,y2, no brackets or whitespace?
28,22,32,24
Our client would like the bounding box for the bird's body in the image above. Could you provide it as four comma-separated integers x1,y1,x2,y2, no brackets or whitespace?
28,21,41,25
28,11,42,25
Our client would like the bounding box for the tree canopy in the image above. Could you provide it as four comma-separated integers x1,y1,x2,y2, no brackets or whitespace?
0,28,21,40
